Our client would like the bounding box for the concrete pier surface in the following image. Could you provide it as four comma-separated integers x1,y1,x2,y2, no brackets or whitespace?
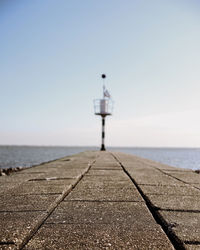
1,151,200,249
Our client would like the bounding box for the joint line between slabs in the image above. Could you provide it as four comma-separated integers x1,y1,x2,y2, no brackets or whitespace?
184,240,200,245
110,152,186,250
62,199,143,203
18,158,97,250
152,167,200,192
158,208,200,213
0,241,15,245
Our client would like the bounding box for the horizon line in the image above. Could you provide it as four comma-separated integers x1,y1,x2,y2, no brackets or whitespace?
0,144,200,149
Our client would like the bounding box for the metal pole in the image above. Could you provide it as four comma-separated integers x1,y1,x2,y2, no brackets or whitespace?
100,116,106,151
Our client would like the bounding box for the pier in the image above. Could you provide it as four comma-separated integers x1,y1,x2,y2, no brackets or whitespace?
0,151,200,249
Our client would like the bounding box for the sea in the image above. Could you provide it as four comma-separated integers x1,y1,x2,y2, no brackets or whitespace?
0,145,200,170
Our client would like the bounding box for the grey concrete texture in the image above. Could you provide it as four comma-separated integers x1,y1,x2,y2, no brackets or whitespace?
45,201,148,224
25,152,173,250
158,210,200,243
0,211,43,244
0,151,97,248
86,169,125,177
84,174,130,182
24,223,173,250
1,150,199,249
91,162,122,170
21,160,90,179
111,151,185,171
65,178,143,201
125,167,182,185
147,194,200,210
5,179,75,196
112,152,200,250
138,184,200,196
163,171,200,184
193,183,200,189
0,194,58,212
0,150,96,182
184,245,200,250
0,182,22,195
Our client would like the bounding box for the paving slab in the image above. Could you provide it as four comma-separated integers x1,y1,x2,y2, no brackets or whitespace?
46,201,148,224
158,210,200,249
147,194,200,211
139,159,188,172
0,194,58,212
5,179,75,195
0,182,22,195
25,223,173,250
0,211,43,245
125,167,182,185
185,246,200,250
138,184,200,196
158,210,200,243
84,174,130,182
23,167,89,180
0,174,31,183
27,170,84,179
164,172,200,184
96,152,116,161
111,151,186,171
91,161,122,170
86,169,124,176
66,179,143,201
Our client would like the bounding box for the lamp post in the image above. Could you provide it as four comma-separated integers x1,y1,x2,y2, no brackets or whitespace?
94,74,113,151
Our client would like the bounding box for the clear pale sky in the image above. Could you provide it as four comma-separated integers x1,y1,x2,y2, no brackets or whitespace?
1,0,200,147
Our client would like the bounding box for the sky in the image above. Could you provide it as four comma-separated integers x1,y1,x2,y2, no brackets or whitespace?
1,0,200,147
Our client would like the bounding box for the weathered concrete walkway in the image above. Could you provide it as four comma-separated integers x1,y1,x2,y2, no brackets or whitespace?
0,151,200,249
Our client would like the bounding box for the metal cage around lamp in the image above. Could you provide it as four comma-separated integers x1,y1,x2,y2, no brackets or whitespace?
93,98,113,117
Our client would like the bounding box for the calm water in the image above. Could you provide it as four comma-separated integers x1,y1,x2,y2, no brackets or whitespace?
0,146,200,170
0,146,97,169
109,147,200,170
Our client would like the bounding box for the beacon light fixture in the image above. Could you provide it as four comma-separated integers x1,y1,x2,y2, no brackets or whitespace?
94,74,113,151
